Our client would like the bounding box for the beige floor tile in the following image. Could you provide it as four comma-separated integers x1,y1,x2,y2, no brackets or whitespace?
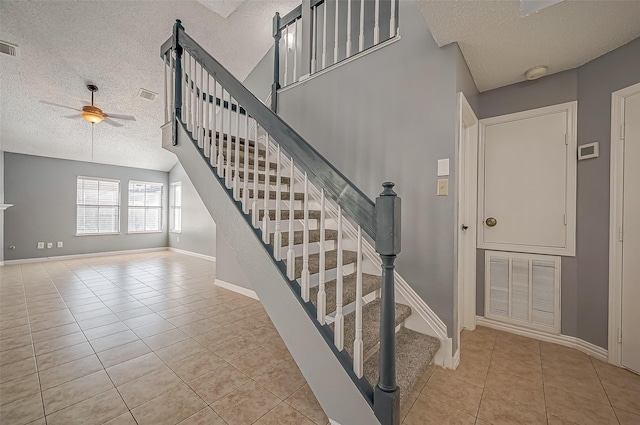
254,359,307,399
616,408,640,425
547,413,580,424
254,402,316,425
45,388,128,425
131,320,176,339
439,353,490,388
77,313,121,331
169,350,226,381
489,351,543,382
544,385,618,425
212,380,281,425
36,341,95,371
131,383,207,425
193,326,238,349
474,419,492,425
210,335,261,361
177,407,227,425
542,363,609,404
0,392,44,425
83,322,130,341
484,369,545,411
118,365,183,409
188,363,250,404
142,328,191,351
423,368,483,416
602,382,640,416
0,324,31,341
493,332,540,356
123,313,166,329
460,326,498,350
403,394,476,425
593,359,640,393
0,333,33,352
96,339,152,368
154,338,208,364
116,307,153,321
229,346,285,378
106,352,164,386
33,331,87,356
167,312,206,328
0,357,37,384
90,330,140,353
178,318,221,337
0,373,41,406
39,354,103,390
102,411,138,425
285,384,328,425
477,390,546,425
42,370,114,414
0,344,34,367
157,305,193,319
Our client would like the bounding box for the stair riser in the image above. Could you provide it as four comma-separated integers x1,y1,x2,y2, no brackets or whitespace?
264,220,319,232
302,262,356,286
325,291,381,325
249,200,303,210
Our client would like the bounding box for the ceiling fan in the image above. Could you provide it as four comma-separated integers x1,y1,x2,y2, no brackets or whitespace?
40,84,136,127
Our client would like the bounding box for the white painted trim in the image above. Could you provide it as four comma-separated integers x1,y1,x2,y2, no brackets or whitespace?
456,92,479,336
278,36,401,94
167,247,216,262
1,247,168,266
477,101,578,257
0,204,13,210
608,82,640,366
214,279,259,300
477,316,608,362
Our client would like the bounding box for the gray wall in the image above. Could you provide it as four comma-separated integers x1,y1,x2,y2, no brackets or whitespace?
4,153,169,261
168,162,216,258
216,231,251,290
273,0,462,335
476,37,640,348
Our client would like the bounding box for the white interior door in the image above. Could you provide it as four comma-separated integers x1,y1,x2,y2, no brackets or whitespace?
622,91,640,374
478,102,577,256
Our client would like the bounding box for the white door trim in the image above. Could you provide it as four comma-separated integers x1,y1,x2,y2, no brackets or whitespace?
608,82,640,366
456,92,479,334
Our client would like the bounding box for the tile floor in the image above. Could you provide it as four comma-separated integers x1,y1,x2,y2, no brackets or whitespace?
1,251,639,425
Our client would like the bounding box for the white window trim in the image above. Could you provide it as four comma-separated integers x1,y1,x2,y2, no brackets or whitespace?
169,182,182,234
76,176,121,236
477,101,577,256
127,180,164,234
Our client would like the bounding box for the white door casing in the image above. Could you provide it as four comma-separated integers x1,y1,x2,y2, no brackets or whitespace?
609,82,640,372
478,102,577,256
456,93,478,334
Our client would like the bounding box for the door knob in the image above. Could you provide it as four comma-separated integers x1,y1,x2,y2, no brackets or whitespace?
485,217,497,227
461,224,469,231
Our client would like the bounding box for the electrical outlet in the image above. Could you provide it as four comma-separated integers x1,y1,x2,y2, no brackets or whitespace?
176,236,180,242
47,242,53,249
437,179,449,196
37,242,44,249
57,241,63,248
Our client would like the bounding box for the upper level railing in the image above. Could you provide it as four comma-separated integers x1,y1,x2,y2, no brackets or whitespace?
271,0,399,111
162,19,401,424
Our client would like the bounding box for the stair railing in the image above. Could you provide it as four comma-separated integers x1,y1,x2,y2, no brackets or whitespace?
271,0,400,111
162,20,401,425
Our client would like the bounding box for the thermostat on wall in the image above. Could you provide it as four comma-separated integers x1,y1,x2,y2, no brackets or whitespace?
578,142,599,160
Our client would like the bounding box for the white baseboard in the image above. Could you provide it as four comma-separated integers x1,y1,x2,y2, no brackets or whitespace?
214,279,259,300
1,247,168,266
476,316,608,362
167,247,216,262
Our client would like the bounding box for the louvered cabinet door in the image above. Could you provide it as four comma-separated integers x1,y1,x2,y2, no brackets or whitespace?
485,251,561,333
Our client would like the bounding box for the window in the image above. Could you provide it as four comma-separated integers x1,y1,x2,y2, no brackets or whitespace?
76,177,120,235
169,182,182,233
128,181,163,233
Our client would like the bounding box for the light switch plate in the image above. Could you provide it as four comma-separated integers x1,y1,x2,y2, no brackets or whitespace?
47,243,53,249
437,179,449,196
37,242,44,249
437,159,450,176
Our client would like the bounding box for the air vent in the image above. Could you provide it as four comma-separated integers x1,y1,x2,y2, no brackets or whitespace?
0,41,18,57
138,88,157,101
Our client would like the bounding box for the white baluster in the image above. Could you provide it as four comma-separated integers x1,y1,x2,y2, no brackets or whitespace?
346,0,352,58
198,63,204,148
374,0,380,44
242,114,250,213
213,82,221,171
251,123,260,227
286,159,295,279
322,3,328,70
274,145,282,260
301,172,310,301
293,19,298,83
317,190,327,324
334,0,339,64
311,7,317,74
358,0,364,52
261,136,271,243
185,53,191,130
353,225,364,378
182,53,187,123
204,71,210,158
390,0,396,38
233,100,240,199
192,57,197,134
170,53,175,120
164,54,168,123
334,206,344,351
284,26,289,86
224,93,231,188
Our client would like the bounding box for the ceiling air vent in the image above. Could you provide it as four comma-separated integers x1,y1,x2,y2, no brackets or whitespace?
0,41,18,58
138,88,157,101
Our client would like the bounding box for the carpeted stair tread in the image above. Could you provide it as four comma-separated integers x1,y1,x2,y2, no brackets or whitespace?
221,156,277,171
258,209,322,221
284,250,358,279
240,188,304,201
334,299,412,359
236,171,290,185
363,328,440,407
309,273,381,314
269,229,339,246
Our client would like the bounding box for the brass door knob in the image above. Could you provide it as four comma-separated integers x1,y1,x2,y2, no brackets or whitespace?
485,217,497,227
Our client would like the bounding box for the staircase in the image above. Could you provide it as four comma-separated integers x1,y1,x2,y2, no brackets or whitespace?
161,19,440,425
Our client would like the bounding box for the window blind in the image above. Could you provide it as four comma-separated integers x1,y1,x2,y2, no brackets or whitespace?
170,182,182,233
77,177,120,234
128,181,163,232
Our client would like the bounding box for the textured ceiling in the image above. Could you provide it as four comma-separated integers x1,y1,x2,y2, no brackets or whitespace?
198,0,246,18
0,0,298,171
417,0,640,92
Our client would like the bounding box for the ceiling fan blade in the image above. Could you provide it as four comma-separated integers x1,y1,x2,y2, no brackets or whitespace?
103,117,124,127
39,100,82,111
63,114,84,120
104,113,136,121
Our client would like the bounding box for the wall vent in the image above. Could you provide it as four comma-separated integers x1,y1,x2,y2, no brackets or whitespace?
0,41,18,57
138,88,157,101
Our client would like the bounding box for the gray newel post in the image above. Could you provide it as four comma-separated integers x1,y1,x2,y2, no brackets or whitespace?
271,12,281,112
172,19,184,146
374,182,401,425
